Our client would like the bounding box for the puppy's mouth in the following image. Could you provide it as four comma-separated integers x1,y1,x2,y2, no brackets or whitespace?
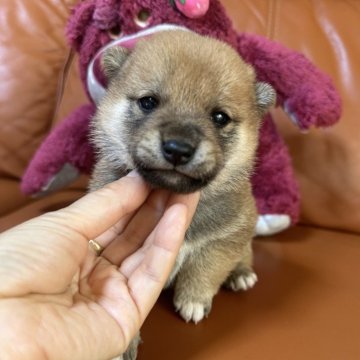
137,166,212,193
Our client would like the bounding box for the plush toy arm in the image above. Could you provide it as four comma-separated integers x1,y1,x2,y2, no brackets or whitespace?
21,104,96,196
236,33,341,129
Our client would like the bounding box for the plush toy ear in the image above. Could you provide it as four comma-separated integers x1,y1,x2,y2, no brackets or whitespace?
255,82,276,114
93,0,120,29
102,47,130,80
66,0,96,50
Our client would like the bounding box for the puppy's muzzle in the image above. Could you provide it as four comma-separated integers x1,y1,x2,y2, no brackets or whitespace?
162,139,195,166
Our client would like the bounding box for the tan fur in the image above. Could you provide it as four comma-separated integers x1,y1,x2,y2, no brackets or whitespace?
89,31,275,359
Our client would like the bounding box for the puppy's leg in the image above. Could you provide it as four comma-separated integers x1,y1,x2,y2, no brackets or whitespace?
224,241,258,291
114,333,141,360
174,235,253,323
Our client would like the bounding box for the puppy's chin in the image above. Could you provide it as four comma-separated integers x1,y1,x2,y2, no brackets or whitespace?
138,168,211,193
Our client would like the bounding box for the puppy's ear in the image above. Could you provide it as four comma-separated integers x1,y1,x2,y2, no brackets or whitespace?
255,82,276,115
102,47,130,80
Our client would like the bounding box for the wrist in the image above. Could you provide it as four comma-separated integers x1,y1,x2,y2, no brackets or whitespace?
0,302,47,360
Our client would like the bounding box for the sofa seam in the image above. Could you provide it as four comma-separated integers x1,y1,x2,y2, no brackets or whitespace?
267,0,278,40
50,48,76,130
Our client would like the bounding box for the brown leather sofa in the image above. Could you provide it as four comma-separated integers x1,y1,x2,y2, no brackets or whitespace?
0,1,359,359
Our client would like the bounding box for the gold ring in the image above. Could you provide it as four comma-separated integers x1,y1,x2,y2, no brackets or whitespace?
89,239,104,256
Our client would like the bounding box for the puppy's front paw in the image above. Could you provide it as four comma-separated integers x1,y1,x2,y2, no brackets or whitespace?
225,270,258,292
174,298,212,324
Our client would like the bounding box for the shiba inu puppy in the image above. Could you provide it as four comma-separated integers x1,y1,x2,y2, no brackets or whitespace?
89,30,275,359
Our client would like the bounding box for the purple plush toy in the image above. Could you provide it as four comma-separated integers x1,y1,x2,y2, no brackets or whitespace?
21,0,341,236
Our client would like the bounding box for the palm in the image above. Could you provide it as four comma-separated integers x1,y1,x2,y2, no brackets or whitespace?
1,226,174,360
0,253,140,359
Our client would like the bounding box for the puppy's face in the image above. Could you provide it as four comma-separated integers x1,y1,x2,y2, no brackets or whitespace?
92,31,275,193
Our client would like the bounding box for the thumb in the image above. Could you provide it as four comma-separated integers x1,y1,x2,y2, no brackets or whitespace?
53,171,151,241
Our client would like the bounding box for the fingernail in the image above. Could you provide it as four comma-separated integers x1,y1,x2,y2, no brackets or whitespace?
126,170,140,178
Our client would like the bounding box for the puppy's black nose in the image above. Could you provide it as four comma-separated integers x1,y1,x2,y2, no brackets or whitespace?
162,140,195,166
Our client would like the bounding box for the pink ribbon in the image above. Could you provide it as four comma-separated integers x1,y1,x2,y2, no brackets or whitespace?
173,0,210,19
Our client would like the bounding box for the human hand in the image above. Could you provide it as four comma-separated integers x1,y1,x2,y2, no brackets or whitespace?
0,172,199,360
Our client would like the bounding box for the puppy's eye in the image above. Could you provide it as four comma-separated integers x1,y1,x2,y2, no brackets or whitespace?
211,111,231,127
138,96,158,113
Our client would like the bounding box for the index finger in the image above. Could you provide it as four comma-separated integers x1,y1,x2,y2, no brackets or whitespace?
58,171,151,241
